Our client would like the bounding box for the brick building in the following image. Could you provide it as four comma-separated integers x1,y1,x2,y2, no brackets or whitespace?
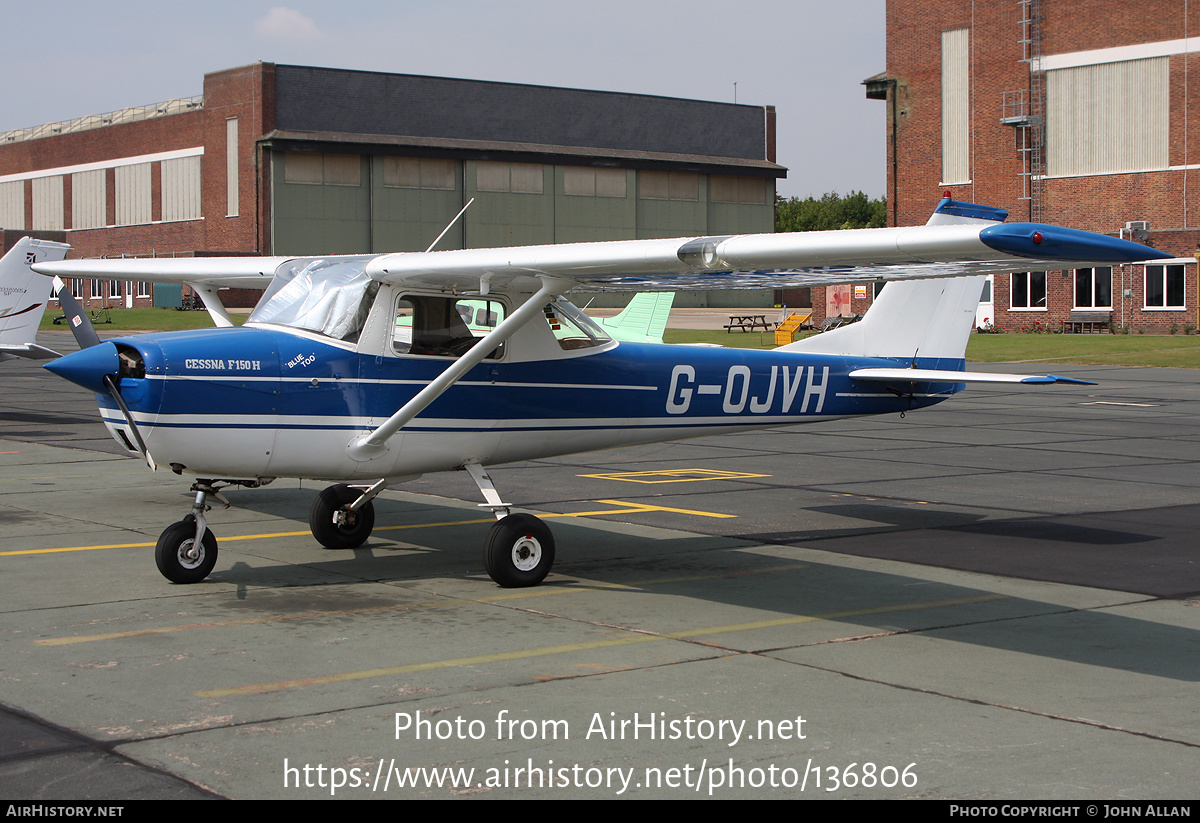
836,0,1199,333
0,63,783,309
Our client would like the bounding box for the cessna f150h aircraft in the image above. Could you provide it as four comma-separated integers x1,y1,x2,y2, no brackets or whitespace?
37,198,1167,588
0,237,71,362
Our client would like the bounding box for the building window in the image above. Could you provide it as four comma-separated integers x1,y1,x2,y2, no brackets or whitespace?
70,279,83,299
226,117,239,217
108,280,122,298
115,163,152,226
563,166,627,198
1144,264,1185,309
1010,272,1046,309
639,171,698,201
476,162,543,194
90,279,102,300
72,169,106,230
383,157,455,190
0,180,24,230
32,176,64,231
1073,267,1112,309
284,152,362,186
322,154,361,186
710,175,771,205
1046,57,1168,177
941,28,970,185
136,281,151,298
161,156,201,222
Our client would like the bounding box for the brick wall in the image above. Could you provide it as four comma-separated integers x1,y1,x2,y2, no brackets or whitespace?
831,0,1200,333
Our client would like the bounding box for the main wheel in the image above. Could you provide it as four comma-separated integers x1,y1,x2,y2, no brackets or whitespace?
483,513,555,588
155,520,218,584
310,484,375,549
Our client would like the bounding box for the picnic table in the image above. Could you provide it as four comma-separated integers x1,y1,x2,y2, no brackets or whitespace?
724,314,773,332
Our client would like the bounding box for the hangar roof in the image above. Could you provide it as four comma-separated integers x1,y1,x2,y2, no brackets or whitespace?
271,65,778,170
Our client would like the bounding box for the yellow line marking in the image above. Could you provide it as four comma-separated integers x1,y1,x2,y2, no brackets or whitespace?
195,594,1004,697
4,500,732,558
579,468,771,484
2,541,157,556
556,500,736,519
37,564,807,646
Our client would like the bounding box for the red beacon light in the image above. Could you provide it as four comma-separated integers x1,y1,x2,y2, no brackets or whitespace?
1032,231,1043,244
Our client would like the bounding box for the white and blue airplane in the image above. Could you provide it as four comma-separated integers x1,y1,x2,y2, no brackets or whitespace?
0,237,71,362
35,198,1167,588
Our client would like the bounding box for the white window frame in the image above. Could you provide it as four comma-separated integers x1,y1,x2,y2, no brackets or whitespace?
1010,271,1047,310
1072,267,1113,310
1143,263,1187,310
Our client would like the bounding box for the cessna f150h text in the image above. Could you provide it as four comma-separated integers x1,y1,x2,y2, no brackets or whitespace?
36,198,1167,588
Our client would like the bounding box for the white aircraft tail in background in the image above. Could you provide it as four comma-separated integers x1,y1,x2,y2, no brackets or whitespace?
0,237,72,362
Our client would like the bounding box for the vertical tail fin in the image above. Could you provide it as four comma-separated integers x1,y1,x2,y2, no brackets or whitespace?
778,275,988,366
594,292,675,344
0,238,72,360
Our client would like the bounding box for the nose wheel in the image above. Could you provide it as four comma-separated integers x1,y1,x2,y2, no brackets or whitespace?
155,518,218,584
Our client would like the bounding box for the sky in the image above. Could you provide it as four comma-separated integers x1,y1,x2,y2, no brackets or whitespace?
1,1,886,199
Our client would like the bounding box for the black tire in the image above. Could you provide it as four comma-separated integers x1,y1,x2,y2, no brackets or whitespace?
310,484,375,549
483,513,555,588
155,519,218,584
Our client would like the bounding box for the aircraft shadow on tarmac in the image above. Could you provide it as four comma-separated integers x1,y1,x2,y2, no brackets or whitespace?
204,491,1200,684
735,501,1197,599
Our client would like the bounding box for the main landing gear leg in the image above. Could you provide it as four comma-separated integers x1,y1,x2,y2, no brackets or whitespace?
155,480,228,584
465,462,555,588
309,479,385,549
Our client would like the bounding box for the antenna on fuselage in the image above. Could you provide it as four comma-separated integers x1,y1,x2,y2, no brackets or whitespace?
425,198,475,253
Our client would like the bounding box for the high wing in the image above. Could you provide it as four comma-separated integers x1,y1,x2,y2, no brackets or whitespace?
31,256,291,328
30,255,290,289
32,199,1168,296
0,237,71,361
359,206,1167,293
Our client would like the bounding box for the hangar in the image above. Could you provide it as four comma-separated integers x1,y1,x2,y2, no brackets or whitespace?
815,0,1199,333
0,62,784,308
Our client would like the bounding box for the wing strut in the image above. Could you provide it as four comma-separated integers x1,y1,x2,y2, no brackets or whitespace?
185,282,235,328
347,276,566,461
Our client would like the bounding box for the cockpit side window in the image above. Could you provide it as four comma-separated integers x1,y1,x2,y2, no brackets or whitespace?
393,295,507,358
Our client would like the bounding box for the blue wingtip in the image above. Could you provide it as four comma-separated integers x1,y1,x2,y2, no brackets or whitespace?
1018,374,1098,386
980,223,1170,263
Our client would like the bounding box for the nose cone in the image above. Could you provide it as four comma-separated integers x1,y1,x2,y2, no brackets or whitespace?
44,341,119,393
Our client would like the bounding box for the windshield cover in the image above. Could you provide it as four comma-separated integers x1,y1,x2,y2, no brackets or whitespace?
249,256,379,341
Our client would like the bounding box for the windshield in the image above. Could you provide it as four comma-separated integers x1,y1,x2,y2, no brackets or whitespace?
249,256,379,341
545,297,611,350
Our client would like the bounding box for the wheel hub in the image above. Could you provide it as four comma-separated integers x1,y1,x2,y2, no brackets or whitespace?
511,535,542,571
178,539,204,569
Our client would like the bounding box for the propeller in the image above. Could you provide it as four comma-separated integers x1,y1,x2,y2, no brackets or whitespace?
50,277,155,471
50,276,101,350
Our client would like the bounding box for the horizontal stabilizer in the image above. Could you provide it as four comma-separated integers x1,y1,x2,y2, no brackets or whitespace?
0,343,61,360
849,368,1097,386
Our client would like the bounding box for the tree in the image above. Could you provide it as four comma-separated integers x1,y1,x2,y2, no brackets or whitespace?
775,191,886,233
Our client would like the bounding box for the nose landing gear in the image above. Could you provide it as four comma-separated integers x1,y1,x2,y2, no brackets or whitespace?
155,481,229,584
